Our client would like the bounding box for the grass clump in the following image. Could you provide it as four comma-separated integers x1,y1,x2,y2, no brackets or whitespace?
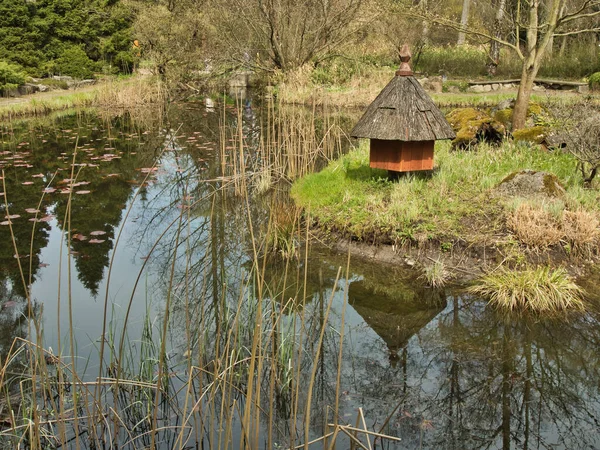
468,266,585,313
421,259,450,288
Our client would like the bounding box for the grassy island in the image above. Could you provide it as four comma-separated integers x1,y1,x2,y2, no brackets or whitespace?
292,140,599,266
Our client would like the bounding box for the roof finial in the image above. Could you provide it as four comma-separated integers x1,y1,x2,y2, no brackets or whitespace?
396,44,413,77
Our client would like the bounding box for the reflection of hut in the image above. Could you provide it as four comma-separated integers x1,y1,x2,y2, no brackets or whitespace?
348,280,445,361
350,45,455,173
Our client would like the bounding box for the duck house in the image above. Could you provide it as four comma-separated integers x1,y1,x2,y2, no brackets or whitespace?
350,45,455,173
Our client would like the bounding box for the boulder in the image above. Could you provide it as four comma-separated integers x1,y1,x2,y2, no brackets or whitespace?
578,85,590,94
70,79,96,89
495,170,565,199
446,107,506,149
18,84,40,95
512,126,548,144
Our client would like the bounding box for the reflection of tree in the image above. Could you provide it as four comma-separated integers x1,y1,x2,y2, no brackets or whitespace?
0,277,38,362
386,301,600,449
55,176,136,296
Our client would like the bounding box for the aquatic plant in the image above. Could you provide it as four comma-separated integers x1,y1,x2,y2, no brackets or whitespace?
421,259,450,288
0,106,403,450
468,266,585,313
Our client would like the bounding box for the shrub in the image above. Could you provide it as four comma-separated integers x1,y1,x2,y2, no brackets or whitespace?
414,45,487,77
468,266,585,313
52,46,96,79
589,72,600,91
310,58,361,87
0,61,26,92
551,101,600,185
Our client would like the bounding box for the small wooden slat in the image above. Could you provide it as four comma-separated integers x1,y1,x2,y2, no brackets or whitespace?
370,140,434,172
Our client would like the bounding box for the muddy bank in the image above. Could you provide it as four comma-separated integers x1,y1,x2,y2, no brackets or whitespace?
313,228,600,285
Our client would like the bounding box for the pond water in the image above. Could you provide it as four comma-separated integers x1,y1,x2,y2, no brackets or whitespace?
0,102,599,449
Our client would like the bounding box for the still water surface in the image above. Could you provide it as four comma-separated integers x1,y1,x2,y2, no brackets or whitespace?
0,103,599,449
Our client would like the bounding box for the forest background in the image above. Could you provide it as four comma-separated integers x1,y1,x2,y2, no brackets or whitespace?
2,0,600,102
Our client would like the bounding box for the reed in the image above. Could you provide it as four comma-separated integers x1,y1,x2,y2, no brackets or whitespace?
0,104,399,450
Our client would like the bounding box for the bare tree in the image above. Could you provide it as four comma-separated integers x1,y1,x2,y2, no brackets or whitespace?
212,0,367,72
554,102,600,186
408,0,600,130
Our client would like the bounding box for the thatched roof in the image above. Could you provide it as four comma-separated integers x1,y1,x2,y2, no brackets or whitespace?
350,76,456,141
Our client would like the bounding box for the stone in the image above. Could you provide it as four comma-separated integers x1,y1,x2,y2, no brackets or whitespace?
5,88,19,97
532,84,545,91
18,83,40,95
36,84,49,92
446,107,506,149
578,85,590,94
491,83,500,90
497,99,516,110
447,85,460,93
70,79,96,89
495,170,565,199
467,85,486,93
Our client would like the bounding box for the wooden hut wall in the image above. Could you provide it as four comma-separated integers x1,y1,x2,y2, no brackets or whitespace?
370,139,434,172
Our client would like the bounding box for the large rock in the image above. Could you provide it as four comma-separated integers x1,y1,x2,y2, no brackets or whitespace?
18,83,40,95
468,84,492,93
446,108,506,149
495,170,565,198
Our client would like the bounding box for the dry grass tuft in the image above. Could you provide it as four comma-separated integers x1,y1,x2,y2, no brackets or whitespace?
468,266,585,313
508,202,600,251
96,77,165,107
562,209,600,247
507,202,563,248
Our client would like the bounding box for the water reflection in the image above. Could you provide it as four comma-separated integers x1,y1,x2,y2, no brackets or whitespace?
0,104,599,449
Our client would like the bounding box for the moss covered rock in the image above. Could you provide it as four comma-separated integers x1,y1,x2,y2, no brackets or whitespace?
495,170,565,198
446,107,506,149
512,125,548,144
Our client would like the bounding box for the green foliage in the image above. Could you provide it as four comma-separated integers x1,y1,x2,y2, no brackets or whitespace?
0,61,26,91
442,80,469,93
589,72,600,91
311,58,362,86
414,45,488,77
50,46,96,79
0,0,133,76
468,266,585,313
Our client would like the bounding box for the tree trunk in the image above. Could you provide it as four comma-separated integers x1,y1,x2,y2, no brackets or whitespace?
512,62,538,130
457,0,471,45
487,0,507,75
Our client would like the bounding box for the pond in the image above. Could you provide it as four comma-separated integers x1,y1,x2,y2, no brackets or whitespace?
0,100,599,449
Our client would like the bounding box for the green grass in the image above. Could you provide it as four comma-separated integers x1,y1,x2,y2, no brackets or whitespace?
291,139,598,245
467,266,585,313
